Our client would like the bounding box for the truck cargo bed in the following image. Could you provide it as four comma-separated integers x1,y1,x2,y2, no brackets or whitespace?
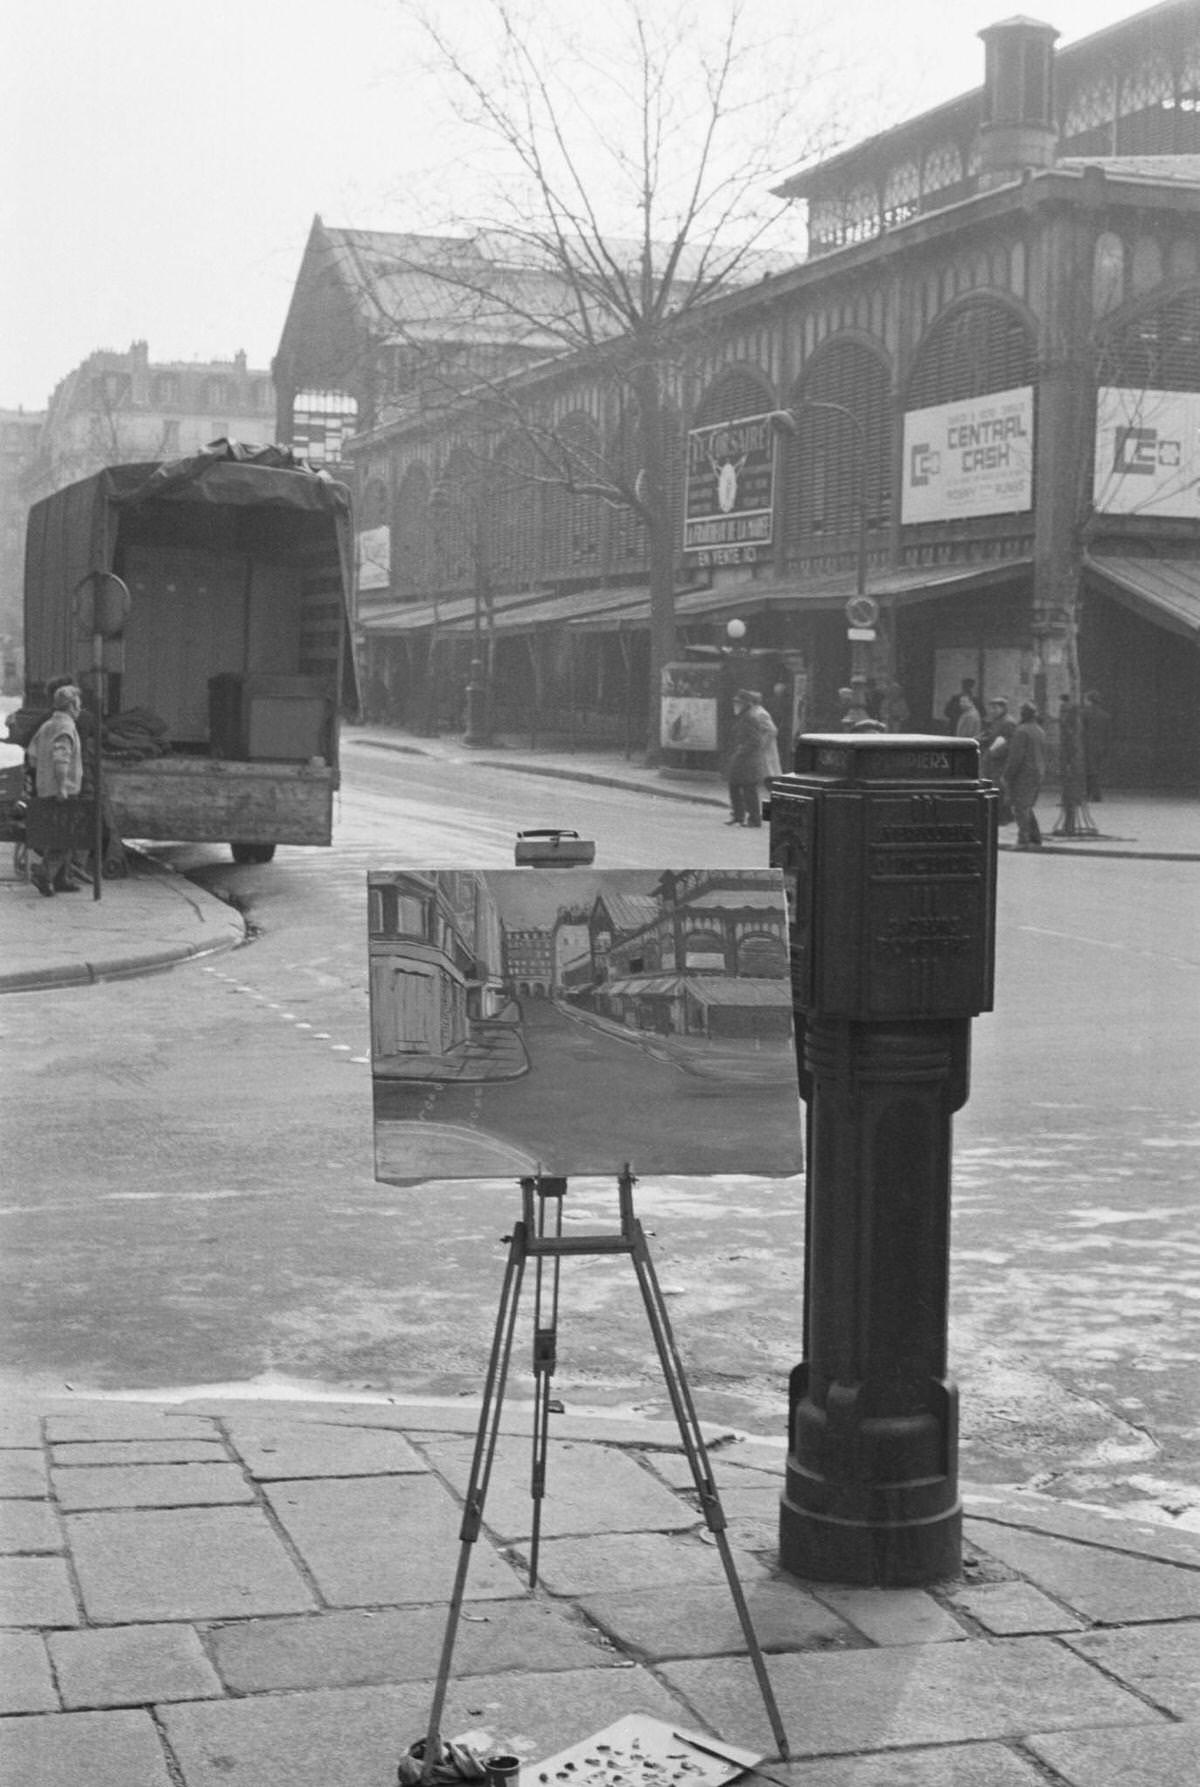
106,755,336,847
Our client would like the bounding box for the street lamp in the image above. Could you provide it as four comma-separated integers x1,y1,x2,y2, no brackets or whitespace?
463,580,491,747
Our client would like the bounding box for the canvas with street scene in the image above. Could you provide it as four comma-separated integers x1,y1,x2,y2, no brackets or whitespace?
369,868,803,1183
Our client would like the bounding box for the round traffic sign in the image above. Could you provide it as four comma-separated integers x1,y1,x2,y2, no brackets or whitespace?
844,593,880,630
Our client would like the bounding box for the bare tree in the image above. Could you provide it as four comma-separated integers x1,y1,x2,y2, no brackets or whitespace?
380,0,831,756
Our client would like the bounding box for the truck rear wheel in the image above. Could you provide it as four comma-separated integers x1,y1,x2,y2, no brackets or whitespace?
231,842,276,864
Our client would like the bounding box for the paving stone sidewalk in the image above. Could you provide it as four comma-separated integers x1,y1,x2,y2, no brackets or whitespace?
1,1395,1196,1787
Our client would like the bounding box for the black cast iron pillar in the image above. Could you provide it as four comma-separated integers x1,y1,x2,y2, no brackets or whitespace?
770,733,998,1585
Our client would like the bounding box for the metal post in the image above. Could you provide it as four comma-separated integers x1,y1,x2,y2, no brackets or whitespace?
91,633,104,901
770,733,997,1585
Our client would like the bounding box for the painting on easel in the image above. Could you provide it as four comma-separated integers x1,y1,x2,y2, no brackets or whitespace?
367,868,803,1184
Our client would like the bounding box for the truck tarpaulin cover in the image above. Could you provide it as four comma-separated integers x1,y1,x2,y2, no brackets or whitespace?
23,440,359,714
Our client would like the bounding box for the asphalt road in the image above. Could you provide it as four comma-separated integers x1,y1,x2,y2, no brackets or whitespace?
373,997,804,1181
1,737,1197,1531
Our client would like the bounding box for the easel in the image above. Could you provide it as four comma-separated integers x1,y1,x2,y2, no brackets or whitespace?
419,1168,790,1776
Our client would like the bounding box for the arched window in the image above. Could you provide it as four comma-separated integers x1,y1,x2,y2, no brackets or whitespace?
906,297,1036,409
1093,234,1126,317
541,410,604,577
393,464,431,597
783,338,894,547
488,434,540,590
1100,287,1200,391
693,367,773,430
431,448,478,593
359,476,389,529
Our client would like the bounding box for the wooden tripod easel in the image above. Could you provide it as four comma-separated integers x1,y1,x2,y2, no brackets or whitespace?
420,1168,790,1775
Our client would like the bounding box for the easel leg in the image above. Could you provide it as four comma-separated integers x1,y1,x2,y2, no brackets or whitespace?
628,1195,790,1760
422,1219,528,1778
528,1177,565,1589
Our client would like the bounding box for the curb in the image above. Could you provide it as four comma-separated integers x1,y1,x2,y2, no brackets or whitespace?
0,934,244,994
355,736,726,807
997,840,1200,861
353,733,1200,851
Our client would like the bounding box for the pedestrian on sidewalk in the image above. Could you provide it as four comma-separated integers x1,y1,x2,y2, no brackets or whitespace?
725,689,776,828
26,684,84,895
955,688,983,739
981,696,1017,824
1003,701,1047,850
943,676,977,732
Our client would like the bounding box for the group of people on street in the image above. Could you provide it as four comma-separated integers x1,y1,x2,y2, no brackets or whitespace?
726,672,1113,849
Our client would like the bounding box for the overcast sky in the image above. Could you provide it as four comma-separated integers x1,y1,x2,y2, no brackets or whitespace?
2,0,1144,413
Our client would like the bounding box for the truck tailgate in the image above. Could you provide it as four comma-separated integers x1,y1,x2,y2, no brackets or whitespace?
106,757,336,847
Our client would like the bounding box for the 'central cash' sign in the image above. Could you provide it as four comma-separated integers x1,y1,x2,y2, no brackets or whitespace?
902,386,1034,524
684,412,775,561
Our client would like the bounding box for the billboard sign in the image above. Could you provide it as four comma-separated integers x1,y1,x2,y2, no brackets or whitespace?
902,386,1034,524
1093,387,1200,519
684,413,775,563
357,524,391,590
661,661,721,752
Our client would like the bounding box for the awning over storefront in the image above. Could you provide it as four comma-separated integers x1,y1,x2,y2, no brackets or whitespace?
601,973,792,1006
360,555,1032,640
1085,554,1200,641
359,588,555,635
460,585,650,635
567,556,1032,631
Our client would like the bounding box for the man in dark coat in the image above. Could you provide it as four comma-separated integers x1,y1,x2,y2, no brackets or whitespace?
724,689,775,827
1002,702,1047,849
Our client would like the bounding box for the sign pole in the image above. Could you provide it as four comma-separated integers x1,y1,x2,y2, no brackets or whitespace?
73,571,131,904
91,630,104,900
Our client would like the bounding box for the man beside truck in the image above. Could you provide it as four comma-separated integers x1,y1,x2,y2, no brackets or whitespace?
26,684,84,896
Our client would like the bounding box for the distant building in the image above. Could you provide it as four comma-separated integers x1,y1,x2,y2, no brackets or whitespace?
22,341,277,506
343,0,1199,787
273,219,581,619
0,407,44,687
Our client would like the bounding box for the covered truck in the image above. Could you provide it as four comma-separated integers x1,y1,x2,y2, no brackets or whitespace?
22,442,358,863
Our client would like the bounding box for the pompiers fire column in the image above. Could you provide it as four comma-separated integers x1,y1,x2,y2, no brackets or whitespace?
770,734,998,1586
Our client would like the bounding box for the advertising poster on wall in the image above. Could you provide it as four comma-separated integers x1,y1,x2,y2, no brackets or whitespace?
684,413,775,564
901,385,1034,524
660,661,721,751
356,524,391,590
1093,387,1200,519
368,868,803,1184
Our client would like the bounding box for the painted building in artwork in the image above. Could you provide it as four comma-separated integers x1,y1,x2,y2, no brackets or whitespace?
584,872,793,1040
504,926,555,998
368,871,505,1063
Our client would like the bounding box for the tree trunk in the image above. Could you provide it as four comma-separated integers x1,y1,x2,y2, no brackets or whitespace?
636,359,676,766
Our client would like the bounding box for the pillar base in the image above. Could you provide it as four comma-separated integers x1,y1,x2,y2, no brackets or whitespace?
779,1491,962,1586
